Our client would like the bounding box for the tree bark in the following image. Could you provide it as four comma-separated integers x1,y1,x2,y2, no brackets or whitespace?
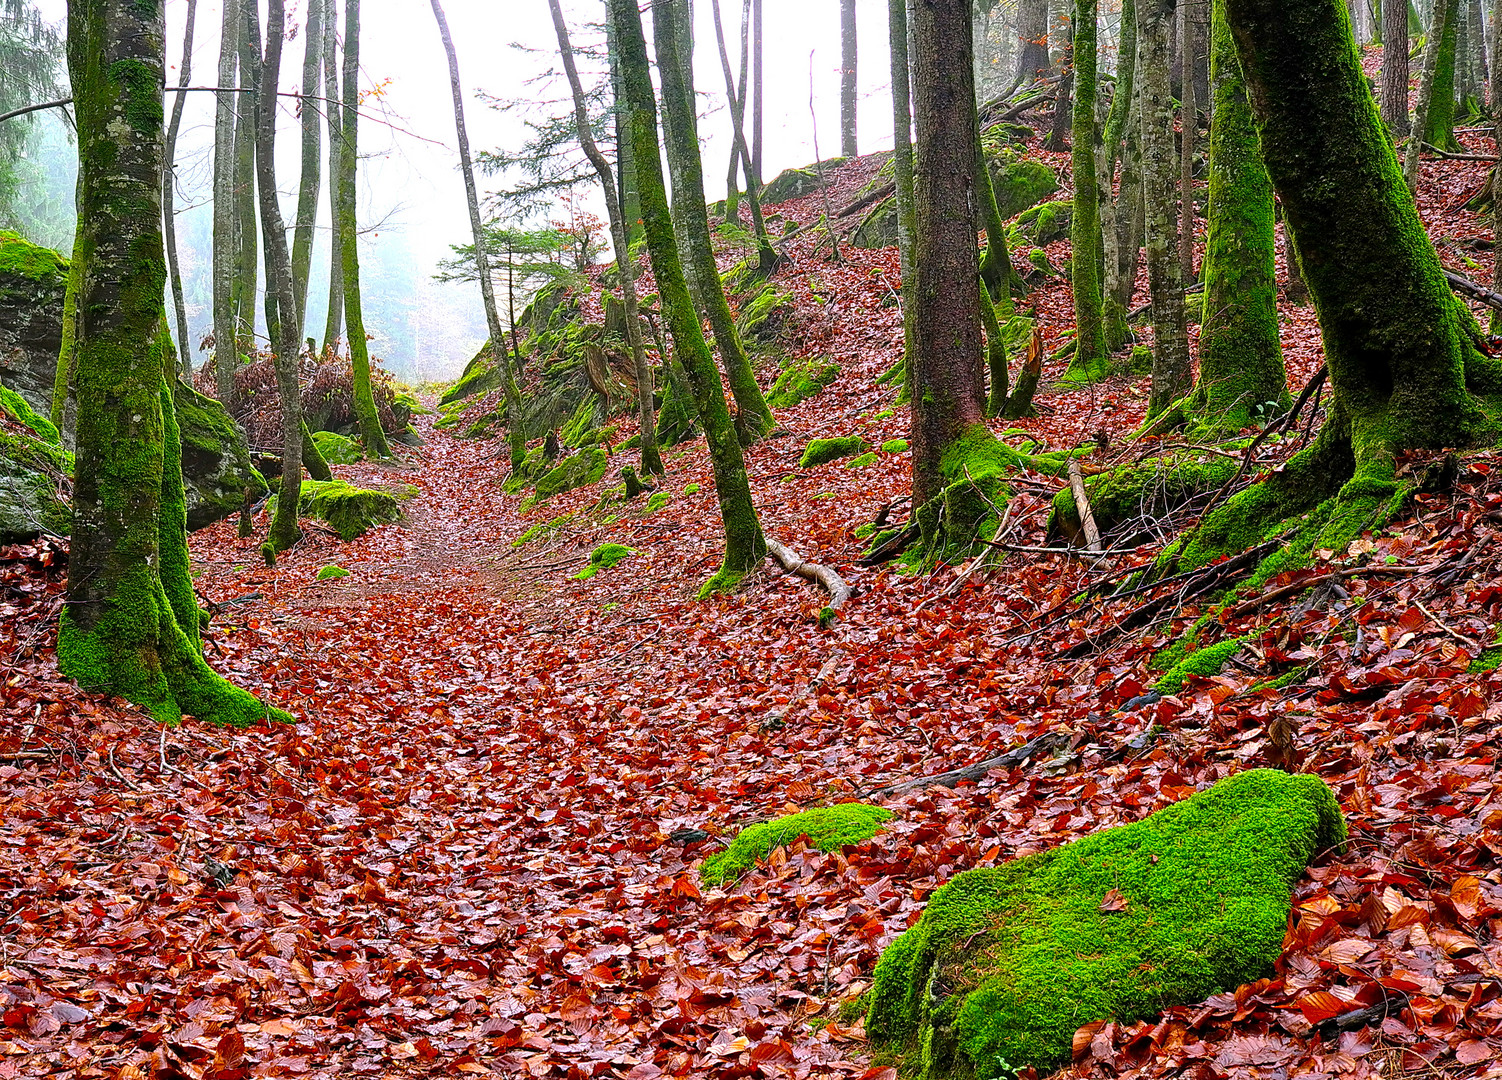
841,0,858,157
709,0,777,265
336,0,391,457
546,0,663,476
212,0,240,402
1017,0,1050,83
652,0,776,442
606,0,767,593
889,0,918,390
910,0,986,508
752,0,764,186
1178,0,1198,283
1101,0,1138,351
163,0,197,377
1065,0,1107,380
1426,0,1462,151
321,0,344,356
60,0,289,727
1046,5,1074,150
290,0,323,340
1139,0,1191,420
1406,0,1456,189
1493,0,1501,332
233,0,260,349
1381,0,1411,133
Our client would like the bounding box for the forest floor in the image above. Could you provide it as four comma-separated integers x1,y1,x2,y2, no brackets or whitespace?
6,86,1502,1080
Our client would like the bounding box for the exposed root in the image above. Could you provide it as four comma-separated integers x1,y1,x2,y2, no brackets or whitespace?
766,537,851,627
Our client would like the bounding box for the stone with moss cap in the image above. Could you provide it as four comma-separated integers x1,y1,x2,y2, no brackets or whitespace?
1152,634,1251,692
574,543,637,580
767,357,840,408
800,435,866,468
0,231,71,416
316,564,351,581
311,429,363,465
1,384,72,540
866,769,1346,1077
269,479,406,542
700,804,893,886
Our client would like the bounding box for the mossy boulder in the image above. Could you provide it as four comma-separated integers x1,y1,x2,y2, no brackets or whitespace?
573,543,636,581
735,283,792,351
767,357,840,408
852,197,899,250
846,452,879,468
172,379,268,531
270,479,406,542
0,384,71,540
311,429,363,465
0,231,69,417
439,343,506,407
1008,198,1073,248
700,804,893,887
987,156,1060,220
882,438,909,454
867,769,1346,1078
800,435,866,468
316,564,350,581
533,447,609,502
760,158,847,205
1152,635,1252,693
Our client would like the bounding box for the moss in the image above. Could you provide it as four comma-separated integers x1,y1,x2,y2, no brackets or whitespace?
1152,635,1251,692
683,482,701,495
1468,646,1502,675
310,430,363,465
988,157,1060,220
697,565,749,599
882,438,910,454
0,402,73,539
1048,453,1240,541
800,436,867,467
316,564,351,581
767,357,840,408
735,283,792,350
1008,199,1072,248
643,491,670,514
0,384,61,444
533,447,610,502
854,522,877,539
573,543,637,581
847,452,879,468
700,804,894,886
0,230,70,282
268,479,405,541
866,770,1346,1077
513,510,579,548
873,409,896,420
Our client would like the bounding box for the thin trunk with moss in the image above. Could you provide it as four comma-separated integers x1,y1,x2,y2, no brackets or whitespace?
890,0,919,389
163,0,197,377
840,0,858,157
1405,0,1454,189
321,0,343,356
1100,0,1137,351
51,244,80,432
1426,0,1462,150
1046,6,1074,151
607,0,767,595
60,0,290,727
211,0,239,401
233,0,259,349
289,0,322,338
652,0,775,442
1492,0,1501,334
1178,0,1198,283
710,0,777,269
1065,0,1107,381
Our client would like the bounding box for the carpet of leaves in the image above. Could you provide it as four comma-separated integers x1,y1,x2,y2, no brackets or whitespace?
5,72,1502,1080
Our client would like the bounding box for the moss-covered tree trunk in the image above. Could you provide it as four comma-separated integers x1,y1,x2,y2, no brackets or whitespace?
60,0,291,727
1106,97,1146,352
1099,0,1136,351
321,0,344,356
1381,0,1410,133
607,0,767,594
652,0,775,443
431,0,528,470
1425,0,1462,150
211,0,239,404
1065,0,1107,381
1178,0,1198,283
289,0,322,339
336,0,391,457
51,247,80,432
709,0,778,270
1188,0,1287,434
1139,0,1191,419
232,0,259,350
1404,0,1454,189
1045,6,1074,151
889,0,918,391
910,0,986,509
162,0,197,377
1492,0,1501,334
546,0,663,476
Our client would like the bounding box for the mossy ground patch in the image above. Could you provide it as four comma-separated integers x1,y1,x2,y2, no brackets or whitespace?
700,804,893,887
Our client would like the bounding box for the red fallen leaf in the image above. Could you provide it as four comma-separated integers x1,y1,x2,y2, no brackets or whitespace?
1297,991,1351,1023
749,1039,794,1064
671,874,701,901
214,1031,246,1069
1456,1040,1494,1065
1451,875,1482,921
1099,888,1129,913
1073,1020,1107,1060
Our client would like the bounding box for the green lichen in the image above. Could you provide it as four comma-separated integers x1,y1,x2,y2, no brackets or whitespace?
846,452,879,468
316,564,351,581
866,770,1346,1078
881,439,910,454
767,357,840,408
573,543,637,581
800,436,867,468
699,804,894,887
311,430,363,465
268,479,405,542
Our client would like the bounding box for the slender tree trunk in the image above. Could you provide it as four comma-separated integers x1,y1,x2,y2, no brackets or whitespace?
233,0,260,350
321,0,344,356
1066,0,1107,380
890,0,918,390
910,0,986,508
1406,0,1455,188
752,0,764,186
212,0,240,402
1492,0,1501,332
1139,0,1191,419
722,0,751,225
652,0,776,442
1101,0,1137,351
1426,0,1462,149
290,0,323,340
1017,0,1050,82
841,0,858,157
709,0,778,266
336,0,391,457
606,0,767,594
1189,0,1287,432
1109,109,1147,331
547,0,663,476
1382,0,1411,133
430,0,528,469
1046,6,1074,150
61,0,289,727
163,0,197,377
1178,0,1198,282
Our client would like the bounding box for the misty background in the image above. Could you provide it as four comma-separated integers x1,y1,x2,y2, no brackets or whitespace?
13,0,898,383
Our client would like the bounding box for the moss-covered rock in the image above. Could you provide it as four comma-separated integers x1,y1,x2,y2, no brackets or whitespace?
316,564,351,581
533,447,609,502
0,385,71,540
700,804,893,886
0,231,70,417
800,435,866,467
172,379,268,531
1152,635,1251,693
767,357,840,408
643,491,670,514
760,158,847,205
867,769,1346,1077
882,438,910,454
310,429,363,465
987,156,1060,220
846,452,879,468
1048,453,1240,543
573,542,637,581
735,283,792,351
270,479,406,542
1008,198,1073,248
852,197,900,251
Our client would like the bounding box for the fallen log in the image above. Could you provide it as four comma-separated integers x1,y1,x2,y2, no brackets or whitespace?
767,537,852,625
1444,269,1502,311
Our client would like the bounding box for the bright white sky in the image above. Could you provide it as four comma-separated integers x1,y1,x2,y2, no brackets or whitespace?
32,0,898,375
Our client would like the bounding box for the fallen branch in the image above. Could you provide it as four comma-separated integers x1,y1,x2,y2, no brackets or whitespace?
1444,269,1502,311
1068,459,1103,553
766,537,851,624
864,730,1074,798
836,181,895,218
1227,565,1423,619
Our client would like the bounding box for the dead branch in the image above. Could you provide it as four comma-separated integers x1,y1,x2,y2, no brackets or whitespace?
766,537,851,623
1444,269,1502,311
1068,459,1103,553
864,730,1074,798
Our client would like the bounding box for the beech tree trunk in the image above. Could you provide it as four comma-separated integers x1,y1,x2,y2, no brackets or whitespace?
709,0,777,265
1426,0,1462,150
606,0,767,594
233,0,259,348
60,0,289,727
1381,0,1411,133
889,0,918,381
910,0,985,508
290,0,323,340
1046,7,1074,151
163,0,197,377
212,0,239,402
1016,0,1050,82
321,0,344,356
1101,0,1138,351
1178,0,1197,283
1405,0,1455,188
841,0,858,157
1065,0,1107,381
1492,0,1501,332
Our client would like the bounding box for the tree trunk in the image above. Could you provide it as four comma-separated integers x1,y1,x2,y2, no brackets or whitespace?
752,0,764,185
1426,0,1462,150
1382,0,1411,133
290,0,323,340
163,0,197,378
336,0,392,457
1017,0,1050,83
431,0,528,469
721,0,752,226
841,0,858,157
606,0,767,594
233,0,259,350
1178,0,1198,283
1101,0,1138,351
1493,0,1501,333
1406,0,1455,188
890,0,918,390
60,0,288,727
652,0,776,442
321,0,344,356
910,0,986,509
1139,0,1191,420
1065,0,1107,380
1189,0,1287,433
212,0,239,402
709,0,777,266
1046,6,1074,150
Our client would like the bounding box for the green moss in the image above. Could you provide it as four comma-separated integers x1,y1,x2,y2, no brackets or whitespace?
1468,646,1502,675
881,438,910,454
0,384,61,444
1008,199,1072,248
988,157,1060,220
800,435,867,467
310,430,363,465
735,283,792,349
854,522,877,539
0,230,70,282
316,564,351,581
873,409,896,421
847,452,879,468
1151,635,1251,693
533,447,610,502
683,482,701,495
697,565,749,599
643,491,671,514
268,480,405,542
866,770,1346,1077
573,543,637,581
699,804,894,886
767,357,840,408
1049,453,1240,541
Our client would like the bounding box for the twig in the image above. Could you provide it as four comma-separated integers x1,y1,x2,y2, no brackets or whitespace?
1413,598,1484,650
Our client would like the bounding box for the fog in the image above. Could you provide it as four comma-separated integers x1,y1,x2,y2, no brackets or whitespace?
21,0,896,383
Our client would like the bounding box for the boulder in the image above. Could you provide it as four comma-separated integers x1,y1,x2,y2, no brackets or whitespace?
760,157,847,205
1009,198,1073,248
799,435,866,468
0,230,69,416
269,479,408,542
988,156,1059,219
766,357,839,408
173,379,269,530
700,805,892,887
0,384,70,541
